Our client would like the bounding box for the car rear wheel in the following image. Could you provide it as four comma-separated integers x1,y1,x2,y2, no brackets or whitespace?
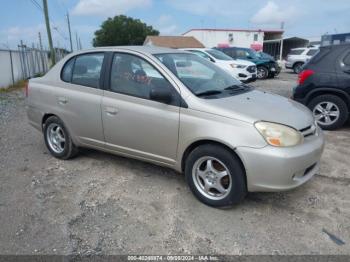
43,116,78,159
293,62,304,74
308,95,348,130
185,144,247,207
257,66,268,79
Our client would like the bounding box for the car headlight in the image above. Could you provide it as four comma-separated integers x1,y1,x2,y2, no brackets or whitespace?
254,121,303,147
230,64,246,69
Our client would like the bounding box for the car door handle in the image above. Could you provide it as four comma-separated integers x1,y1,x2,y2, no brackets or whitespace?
58,97,68,105
105,107,118,116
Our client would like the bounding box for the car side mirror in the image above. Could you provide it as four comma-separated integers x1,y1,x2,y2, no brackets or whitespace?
247,55,253,59
150,86,172,104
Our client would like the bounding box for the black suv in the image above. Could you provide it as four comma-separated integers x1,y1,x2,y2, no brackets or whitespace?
215,47,280,79
293,43,350,130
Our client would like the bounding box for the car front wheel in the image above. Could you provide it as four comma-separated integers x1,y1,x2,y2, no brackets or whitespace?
185,144,247,207
308,95,348,130
257,66,268,79
293,62,304,74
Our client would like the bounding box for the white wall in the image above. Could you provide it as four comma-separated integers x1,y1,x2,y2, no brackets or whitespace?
184,30,264,48
0,49,49,88
0,51,13,88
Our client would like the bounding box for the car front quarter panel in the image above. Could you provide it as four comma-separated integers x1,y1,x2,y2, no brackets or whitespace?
175,108,267,171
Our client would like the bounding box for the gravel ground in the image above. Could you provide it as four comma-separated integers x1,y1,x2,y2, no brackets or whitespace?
0,71,349,255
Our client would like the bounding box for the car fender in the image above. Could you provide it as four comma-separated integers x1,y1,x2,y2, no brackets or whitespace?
175,108,267,172
292,60,305,67
305,87,350,106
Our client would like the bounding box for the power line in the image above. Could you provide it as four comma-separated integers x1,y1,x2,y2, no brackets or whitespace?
29,0,69,46
29,0,70,52
53,26,68,41
29,0,43,12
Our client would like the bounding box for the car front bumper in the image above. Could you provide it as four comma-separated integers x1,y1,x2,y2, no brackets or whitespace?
285,61,293,69
236,127,325,192
235,69,257,82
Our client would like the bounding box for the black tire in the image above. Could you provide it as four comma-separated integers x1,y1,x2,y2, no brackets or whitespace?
308,95,348,130
185,144,247,207
293,62,304,74
257,66,268,79
43,116,78,159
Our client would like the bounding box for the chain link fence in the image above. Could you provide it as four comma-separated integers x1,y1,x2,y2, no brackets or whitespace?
0,45,67,89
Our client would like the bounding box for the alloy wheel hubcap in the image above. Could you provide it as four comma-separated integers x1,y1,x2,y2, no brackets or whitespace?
257,68,266,79
192,157,232,200
313,102,340,126
295,65,302,73
47,123,66,153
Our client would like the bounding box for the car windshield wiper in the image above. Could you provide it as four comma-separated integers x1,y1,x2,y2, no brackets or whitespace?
196,90,222,97
224,84,246,90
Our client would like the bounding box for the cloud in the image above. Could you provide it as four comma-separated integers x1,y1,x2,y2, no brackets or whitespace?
72,0,152,17
166,0,253,17
1,21,72,50
156,15,178,35
250,1,298,25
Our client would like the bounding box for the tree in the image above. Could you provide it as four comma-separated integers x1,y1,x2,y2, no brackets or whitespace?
93,15,159,47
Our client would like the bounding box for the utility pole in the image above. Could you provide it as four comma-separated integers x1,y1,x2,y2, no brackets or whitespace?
66,12,73,52
18,40,28,79
42,0,55,65
79,37,82,50
38,32,46,72
38,32,44,69
279,21,285,61
75,31,79,50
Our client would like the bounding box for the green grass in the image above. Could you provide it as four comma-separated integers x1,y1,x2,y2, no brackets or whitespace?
0,80,27,93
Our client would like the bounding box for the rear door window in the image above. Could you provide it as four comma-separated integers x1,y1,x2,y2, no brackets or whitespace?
306,49,318,56
61,58,75,82
289,49,304,55
71,53,105,88
309,48,331,64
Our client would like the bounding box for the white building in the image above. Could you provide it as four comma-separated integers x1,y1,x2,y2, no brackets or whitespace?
183,28,283,50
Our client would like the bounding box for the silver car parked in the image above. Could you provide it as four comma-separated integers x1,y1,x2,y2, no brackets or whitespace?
27,46,325,207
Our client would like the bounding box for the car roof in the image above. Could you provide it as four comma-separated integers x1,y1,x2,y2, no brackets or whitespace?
218,47,250,50
321,42,350,49
291,47,307,50
77,46,187,55
181,48,210,51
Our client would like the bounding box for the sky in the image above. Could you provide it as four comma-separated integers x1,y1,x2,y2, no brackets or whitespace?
1,0,350,51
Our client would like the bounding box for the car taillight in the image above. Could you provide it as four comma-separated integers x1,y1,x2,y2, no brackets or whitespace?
25,82,29,97
298,69,314,85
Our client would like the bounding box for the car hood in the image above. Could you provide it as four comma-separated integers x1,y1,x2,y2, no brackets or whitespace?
254,58,274,65
198,90,314,130
218,59,255,66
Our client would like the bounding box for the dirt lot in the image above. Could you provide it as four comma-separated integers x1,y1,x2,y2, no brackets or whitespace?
0,71,349,255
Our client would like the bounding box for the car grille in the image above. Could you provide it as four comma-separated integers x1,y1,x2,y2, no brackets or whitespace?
247,65,256,73
299,125,317,138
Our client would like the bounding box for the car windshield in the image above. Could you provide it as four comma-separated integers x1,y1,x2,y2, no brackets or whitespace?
154,53,242,96
246,49,259,59
289,49,304,55
206,49,233,61
257,52,273,60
